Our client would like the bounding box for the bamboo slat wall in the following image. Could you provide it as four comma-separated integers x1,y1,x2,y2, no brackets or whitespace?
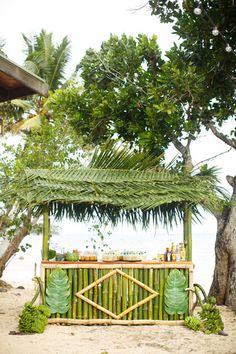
41,261,193,325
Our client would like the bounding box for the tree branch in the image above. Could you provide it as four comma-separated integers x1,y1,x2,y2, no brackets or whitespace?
193,147,232,169
208,123,236,149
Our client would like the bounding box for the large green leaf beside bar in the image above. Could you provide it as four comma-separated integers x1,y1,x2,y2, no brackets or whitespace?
46,268,70,314
164,269,188,315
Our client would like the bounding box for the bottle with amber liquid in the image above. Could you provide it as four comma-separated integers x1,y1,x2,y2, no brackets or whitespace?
165,247,171,262
171,242,176,262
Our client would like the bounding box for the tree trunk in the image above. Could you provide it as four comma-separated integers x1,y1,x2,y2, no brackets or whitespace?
209,175,236,312
0,225,30,278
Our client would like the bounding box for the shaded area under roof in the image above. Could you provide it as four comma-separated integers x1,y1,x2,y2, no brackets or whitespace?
0,55,48,102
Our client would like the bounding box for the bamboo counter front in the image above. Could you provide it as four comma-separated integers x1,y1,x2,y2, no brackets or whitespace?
41,261,194,325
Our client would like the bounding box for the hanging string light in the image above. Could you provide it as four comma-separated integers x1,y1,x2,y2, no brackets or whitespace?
212,27,219,36
193,6,202,15
193,2,235,56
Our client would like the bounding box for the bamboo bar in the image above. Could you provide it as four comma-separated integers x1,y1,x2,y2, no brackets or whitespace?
41,261,193,324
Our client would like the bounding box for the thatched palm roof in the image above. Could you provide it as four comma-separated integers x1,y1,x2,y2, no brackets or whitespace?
1,142,220,227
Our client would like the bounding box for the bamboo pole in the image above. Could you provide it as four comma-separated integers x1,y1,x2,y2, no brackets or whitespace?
153,269,158,320
102,269,109,319
112,273,117,317
163,268,169,320
67,269,73,318
78,294,118,319
133,268,139,320
122,268,128,320
98,269,102,319
88,269,93,319
138,269,143,319
108,273,113,319
93,269,98,319
189,268,194,314
116,272,121,316
143,269,148,319
48,318,185,325
72,269,77,319
77,269,83,319
41,262,193,269
83,268,89,319
42,205,50,260
117,293,157,320
183,204,192,261
128,268,133,321
148,268,153,320
158,268,163,320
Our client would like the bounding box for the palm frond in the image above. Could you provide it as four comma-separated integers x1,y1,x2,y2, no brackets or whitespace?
0,142,225,228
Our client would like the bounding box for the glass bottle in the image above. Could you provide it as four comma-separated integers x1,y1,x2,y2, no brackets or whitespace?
165,247,171,262
171,242,176,262
179,243,186,261
175,244,180,262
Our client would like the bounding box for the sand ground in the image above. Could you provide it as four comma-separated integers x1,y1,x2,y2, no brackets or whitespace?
0,287,236,354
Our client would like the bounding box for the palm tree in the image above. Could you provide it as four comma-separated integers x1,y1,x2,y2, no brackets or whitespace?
23,29,71,91
0,30,72,133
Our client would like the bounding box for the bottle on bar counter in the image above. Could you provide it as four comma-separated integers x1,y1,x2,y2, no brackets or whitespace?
171,242,176,262
165,247,172,262
179,242,186,261
175,244,180,262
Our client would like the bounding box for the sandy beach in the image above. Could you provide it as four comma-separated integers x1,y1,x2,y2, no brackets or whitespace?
0,286,236,354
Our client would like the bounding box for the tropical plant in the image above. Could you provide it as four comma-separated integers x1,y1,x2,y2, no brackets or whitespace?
184,297,224,335
19,303,51,334
46,268,70,314
164,269,188,315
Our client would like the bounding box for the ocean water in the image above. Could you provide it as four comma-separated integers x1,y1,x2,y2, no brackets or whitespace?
2,221,216,294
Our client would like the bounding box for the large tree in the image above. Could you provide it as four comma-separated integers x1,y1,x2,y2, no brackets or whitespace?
148,0,236,311
49,21,236,310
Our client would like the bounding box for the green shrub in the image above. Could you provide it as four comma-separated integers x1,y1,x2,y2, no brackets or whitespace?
19,303,51,334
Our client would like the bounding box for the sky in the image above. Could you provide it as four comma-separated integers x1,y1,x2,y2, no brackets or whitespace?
1,0,235,235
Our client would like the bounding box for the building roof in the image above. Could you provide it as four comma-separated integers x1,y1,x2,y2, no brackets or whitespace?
0,55,48,102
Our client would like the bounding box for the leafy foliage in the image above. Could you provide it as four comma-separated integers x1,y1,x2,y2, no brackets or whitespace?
18,303,50,334
184,297,224,334
23,29,71,90
199,297,224,334
184,316,203,332
164,269,188,315
46,268,70,314
1,141,223,227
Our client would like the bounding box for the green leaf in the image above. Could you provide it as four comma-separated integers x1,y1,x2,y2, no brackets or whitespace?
164,269,188,315
46,268,70,314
